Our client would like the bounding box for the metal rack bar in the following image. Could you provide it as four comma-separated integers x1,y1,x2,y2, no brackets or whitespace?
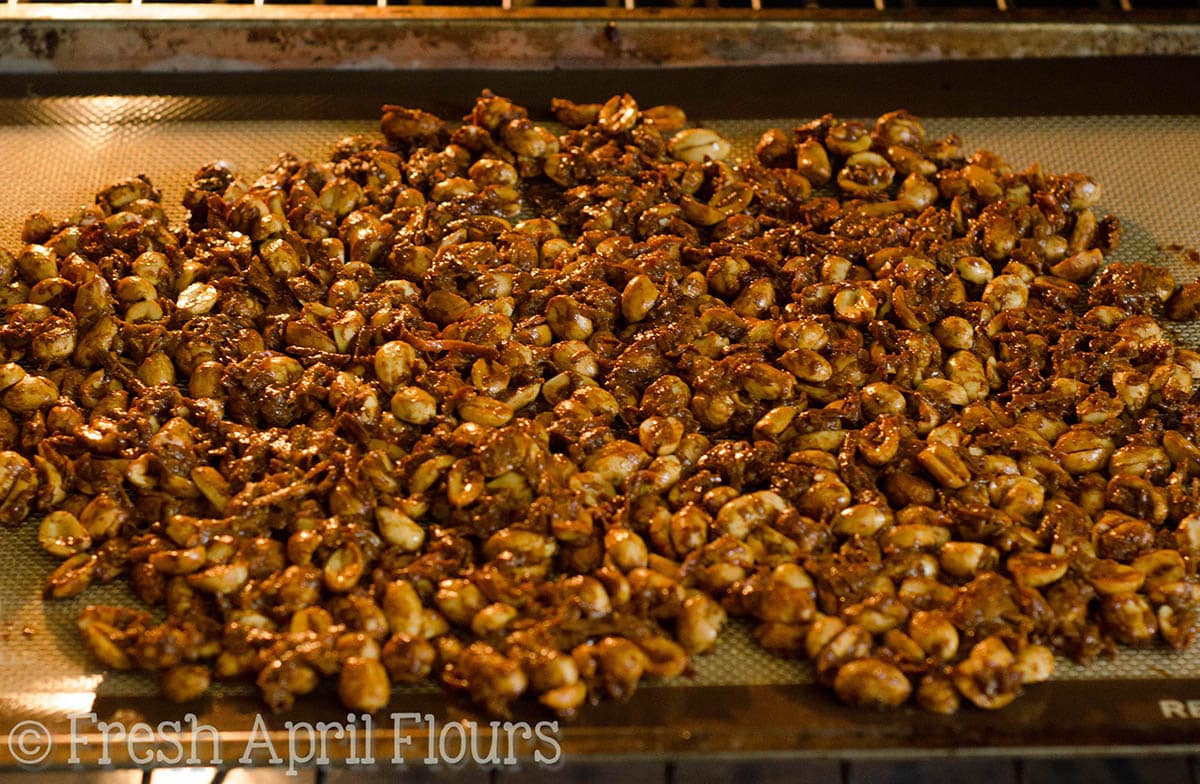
0,2,1197,73
3,0,1199,8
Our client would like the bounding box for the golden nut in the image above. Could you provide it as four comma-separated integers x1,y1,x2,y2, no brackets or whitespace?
668,128,731,163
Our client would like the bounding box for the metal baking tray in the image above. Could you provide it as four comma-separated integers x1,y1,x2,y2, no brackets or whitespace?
3,67,1200,767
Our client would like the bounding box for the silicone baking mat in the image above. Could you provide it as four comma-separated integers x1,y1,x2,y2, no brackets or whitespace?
2,100,1199,708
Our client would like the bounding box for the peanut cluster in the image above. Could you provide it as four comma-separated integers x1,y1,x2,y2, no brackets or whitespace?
2,92,1199,718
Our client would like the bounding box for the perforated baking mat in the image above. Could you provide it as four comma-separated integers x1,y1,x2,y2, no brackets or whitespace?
2,101,1200,748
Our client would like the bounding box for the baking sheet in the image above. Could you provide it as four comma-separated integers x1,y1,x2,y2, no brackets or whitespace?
2,99,1200,762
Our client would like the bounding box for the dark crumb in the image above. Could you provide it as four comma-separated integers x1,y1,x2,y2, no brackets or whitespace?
1161,242,1200,266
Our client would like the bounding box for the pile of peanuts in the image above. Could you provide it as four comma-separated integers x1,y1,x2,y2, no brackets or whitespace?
3,92,1200,718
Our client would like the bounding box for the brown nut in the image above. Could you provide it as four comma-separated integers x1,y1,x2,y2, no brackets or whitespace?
338,657,391,713
38,511,92,558
0,451,38,526
833,659,912,709
161,664,211,703
917,443,971,489
3,375,59,413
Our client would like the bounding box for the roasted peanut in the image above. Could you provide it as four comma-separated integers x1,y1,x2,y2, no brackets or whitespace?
953,637,1021,710
917,443,971,489
38,510,91,558
161,664,211,703
338,657,390,713
0,451,37,526
834,659,912,708
669,128,731,163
